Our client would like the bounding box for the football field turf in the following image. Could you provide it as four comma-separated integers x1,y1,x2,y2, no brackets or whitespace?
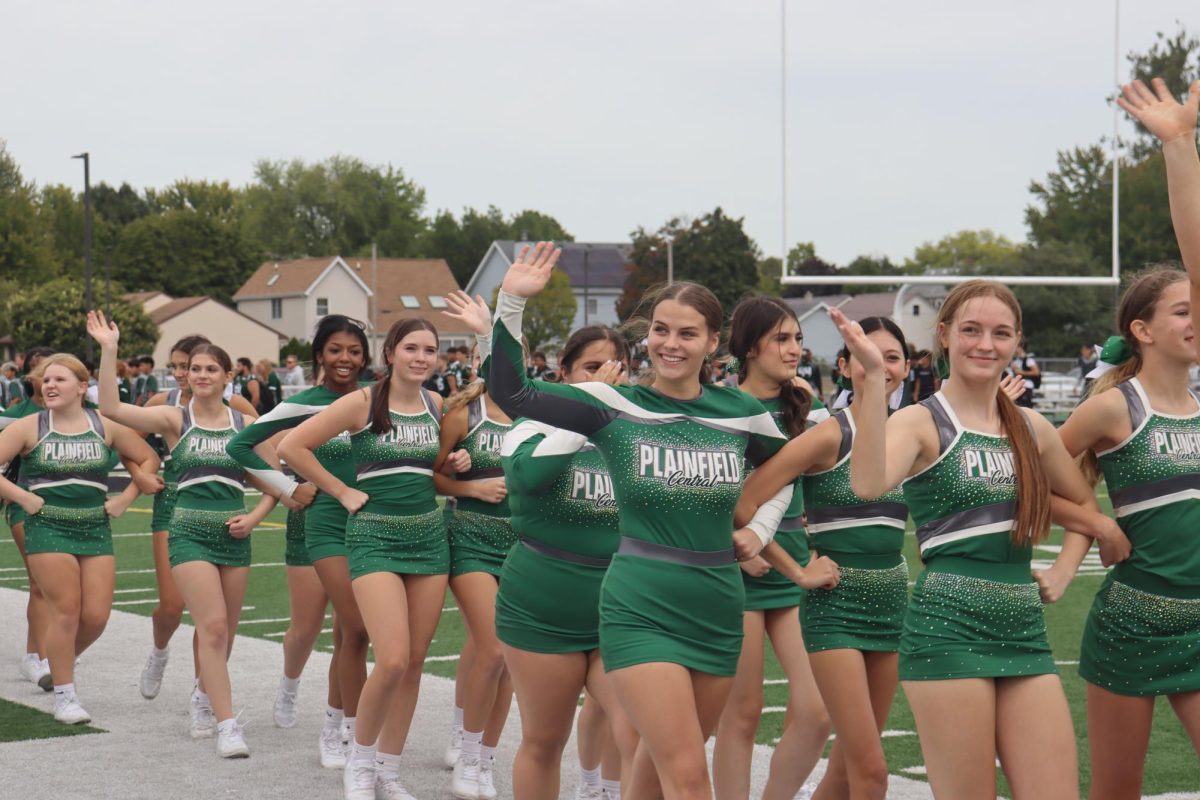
1,488,1197,796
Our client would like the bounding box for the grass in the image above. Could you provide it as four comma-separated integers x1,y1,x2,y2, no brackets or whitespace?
2,491,1197,794
0,697,103,742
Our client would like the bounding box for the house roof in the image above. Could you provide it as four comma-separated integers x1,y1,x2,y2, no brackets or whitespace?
783,294,850,319
123,291,168,305
346,258,474,336
837,292,899,321
150,296,288,339
233,257,372,301
473,241,630,293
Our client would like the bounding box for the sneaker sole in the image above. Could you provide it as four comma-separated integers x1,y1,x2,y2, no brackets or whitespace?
140,685,161,700
219,750,250,759
191,728,216,739
55,714,91,725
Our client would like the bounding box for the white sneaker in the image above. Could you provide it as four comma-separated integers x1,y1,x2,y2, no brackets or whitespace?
19,655,52,692
320,726,347,769
375,775,417,800
443,728,463,769
139,648,169,700
476,757,497,800
274,679,298,728
344,757,376,800
576,785,603,800
190,694,216,739
216,722,250,758
451,753,480,800
794,785,815,800
53,696,91,725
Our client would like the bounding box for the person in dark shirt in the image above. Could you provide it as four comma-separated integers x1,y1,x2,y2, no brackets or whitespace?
910,350,940,403
796,348,823,400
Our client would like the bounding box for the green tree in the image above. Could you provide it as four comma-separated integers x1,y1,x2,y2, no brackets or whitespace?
279,337,311,364
6,277,158,358
240,155,427,259
784,241,842,296
0,140,60,285
36,183,85,278
616,227,671,320
147,179,242,223
113,210,262,302
492,269,576,352
906,229,1020,272
843,254,905,293
417,205,573,286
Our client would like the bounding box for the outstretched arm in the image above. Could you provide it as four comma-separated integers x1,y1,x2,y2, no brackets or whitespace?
87,311,179,437
1118,78,1200,293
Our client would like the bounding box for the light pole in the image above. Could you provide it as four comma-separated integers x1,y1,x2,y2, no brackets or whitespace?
73,152,93,360
650,236,674,285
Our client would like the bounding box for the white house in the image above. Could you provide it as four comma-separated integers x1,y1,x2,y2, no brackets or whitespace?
234,256,474,358
466,241,629,333
123,292,286,367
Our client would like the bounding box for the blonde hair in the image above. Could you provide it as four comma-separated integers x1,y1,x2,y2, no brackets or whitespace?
1079,266,1188,485
31,353,89,384
936,280,1050,547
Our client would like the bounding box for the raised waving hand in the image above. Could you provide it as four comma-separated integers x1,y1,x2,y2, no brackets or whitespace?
1117,77,1199,144
500,242,562,298
86,309,121,350
442,291,492,336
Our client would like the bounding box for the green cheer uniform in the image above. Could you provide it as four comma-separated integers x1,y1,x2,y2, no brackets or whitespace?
227,385,356,565
21,409,114,556
802,408,909,652
496,419,620,653
150,390,187,533
487,292,792,676
346,387,448,580
449,396,516,577
2,398,43,528
167,403,250,567
118,377,132,405
899,392,1053,681
1081,378,1200,696
285,507,311,567
740,397,829,611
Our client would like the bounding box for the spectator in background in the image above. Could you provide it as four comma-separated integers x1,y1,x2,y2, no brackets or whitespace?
797,348,823,400
236,357,263,411
1076,343,1098,395
115,359,133,404
424,354,450,397
283,353,306,386
136,355,158,405
83,359,100,405
910,349,940,403
256,358,282,412
2,362,22,408
527,351,550,380
231,356,250,399
445,346,466,394
1011,339,1040,408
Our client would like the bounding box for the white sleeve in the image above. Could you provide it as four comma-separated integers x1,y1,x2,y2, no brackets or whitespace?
744,484,793,549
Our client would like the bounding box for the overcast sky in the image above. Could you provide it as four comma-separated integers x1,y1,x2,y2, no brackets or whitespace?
3,1,1196,266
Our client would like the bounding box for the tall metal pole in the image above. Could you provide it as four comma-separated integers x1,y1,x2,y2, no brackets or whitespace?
1111,0,1121,282
780,0,788,277
74,152,93,360
667,239,674,286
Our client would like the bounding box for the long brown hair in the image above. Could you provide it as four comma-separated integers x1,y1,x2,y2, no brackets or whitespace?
623,282,723,385
728,296,811,437
369,318,439,434
1079,267,1188,485
557,325,630,382
935,280,1049,547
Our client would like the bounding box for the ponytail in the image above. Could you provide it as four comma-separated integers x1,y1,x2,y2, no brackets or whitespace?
996,385,1051,547
368,379,393,434
775,378,813,438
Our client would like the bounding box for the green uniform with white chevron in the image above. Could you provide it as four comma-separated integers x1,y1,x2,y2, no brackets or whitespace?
20,408,115,556
740,397,828,611
1082,378,1200,696
346,387,447,580
802,408,909,652
488,292,792,676
900,392,1053,681
2,397,42,529
150,390,186,533
496,419,620,653
449,396,516,577
227,385,356,566
168,403,250,567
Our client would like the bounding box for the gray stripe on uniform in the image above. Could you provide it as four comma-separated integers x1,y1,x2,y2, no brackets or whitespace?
357,458,435,478
914,500,1016,546
1110,473,1200,510
1117,381,1147,431
806,501,908,526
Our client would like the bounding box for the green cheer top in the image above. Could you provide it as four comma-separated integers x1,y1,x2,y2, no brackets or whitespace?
171,403,248,512
350,387,442,515
453,396,512,517
20,408,112,509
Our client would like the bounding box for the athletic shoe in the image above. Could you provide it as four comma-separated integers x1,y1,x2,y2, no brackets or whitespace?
375,775,417,800
451,753,480,800
576,785,603,800
344,757,376,800
476,757,497,800
794,785,815,800
274,679,298,728
342,718,353,748
216,722,250,759
139,648,169,700
53,696,91,725
320,726,347,769
36,660,52,692
20,656,52,692
190,694,216,739
443,728,463,769
601,790,618,800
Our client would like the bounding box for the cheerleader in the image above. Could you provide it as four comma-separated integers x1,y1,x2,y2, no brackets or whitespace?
0,353,158,724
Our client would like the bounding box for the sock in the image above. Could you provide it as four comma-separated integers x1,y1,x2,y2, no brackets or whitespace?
192,687,210,707
39,658,49,670
351,741,377,764
375,751,402,781
150,645,168,659
23,652,38,665
343,716,356,742
580,766,601,788
53,683,76,702
281,675,300,693
217,718,238,734
461,730,483,760
452,705,464,731
325,706,344,731
602,779,621,800
480,744,496,763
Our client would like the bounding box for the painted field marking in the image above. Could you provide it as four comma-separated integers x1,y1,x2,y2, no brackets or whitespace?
113,587,157,595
